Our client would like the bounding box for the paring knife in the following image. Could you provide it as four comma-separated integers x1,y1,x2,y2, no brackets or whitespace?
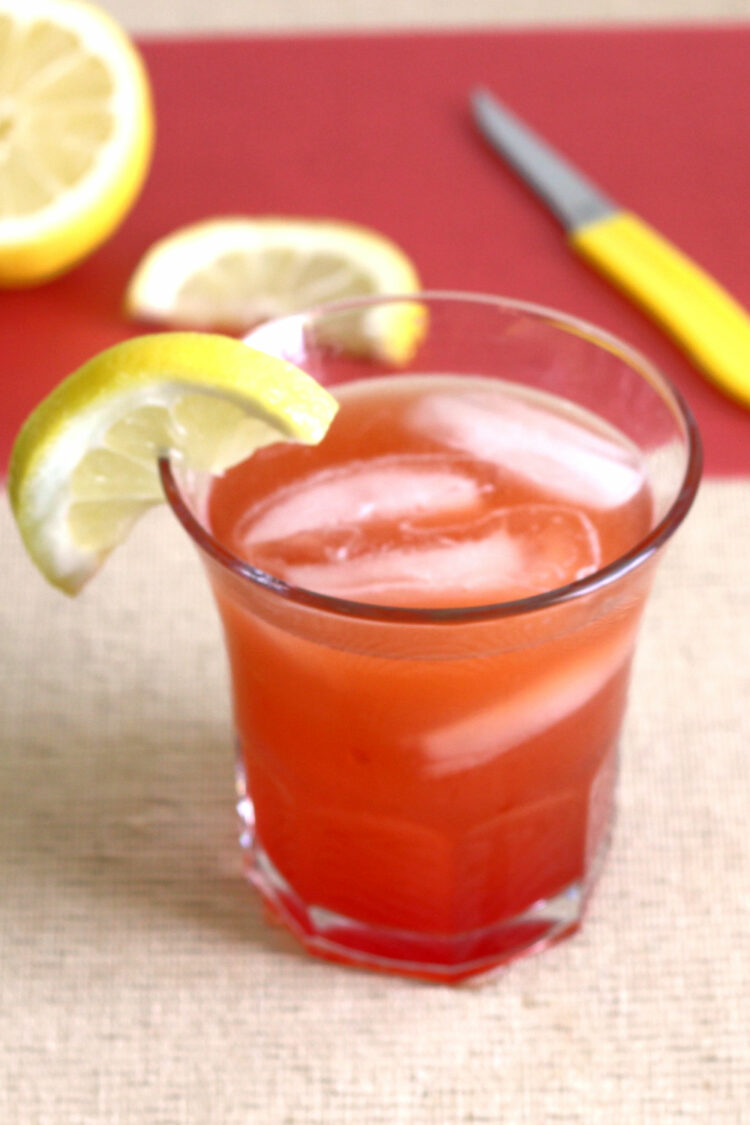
471,88,750,408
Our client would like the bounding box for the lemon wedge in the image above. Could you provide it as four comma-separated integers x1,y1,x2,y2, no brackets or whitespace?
8,332,338,594
0,0,153,285
124,217,423,364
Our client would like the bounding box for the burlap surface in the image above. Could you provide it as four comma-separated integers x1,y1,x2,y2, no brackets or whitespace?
2,479,749,1124
108,0,750,34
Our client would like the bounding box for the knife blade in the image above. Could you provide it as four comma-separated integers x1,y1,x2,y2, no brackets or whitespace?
471,87,750,409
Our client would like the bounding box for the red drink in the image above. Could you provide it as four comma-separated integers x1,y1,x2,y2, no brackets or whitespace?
203,374,655,979
162,292,699,980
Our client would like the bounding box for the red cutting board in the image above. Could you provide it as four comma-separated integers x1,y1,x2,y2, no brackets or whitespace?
3,24,750,474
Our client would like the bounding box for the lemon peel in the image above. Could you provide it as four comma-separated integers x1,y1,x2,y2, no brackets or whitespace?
0,0,154,285
9,332,338,593
125,216,423,364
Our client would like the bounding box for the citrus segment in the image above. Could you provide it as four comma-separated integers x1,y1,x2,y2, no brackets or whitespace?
124,217,423,363
9,332,338,593
0,0,154,284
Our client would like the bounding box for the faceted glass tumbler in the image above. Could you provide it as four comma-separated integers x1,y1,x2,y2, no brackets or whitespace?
162,293,701,982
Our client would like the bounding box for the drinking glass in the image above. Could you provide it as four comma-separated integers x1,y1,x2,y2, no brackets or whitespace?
161,293,701,982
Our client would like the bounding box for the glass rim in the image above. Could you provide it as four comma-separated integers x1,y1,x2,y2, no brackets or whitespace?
160,291,703,625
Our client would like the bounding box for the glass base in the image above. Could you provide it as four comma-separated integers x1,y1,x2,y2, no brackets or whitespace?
236,787,594,984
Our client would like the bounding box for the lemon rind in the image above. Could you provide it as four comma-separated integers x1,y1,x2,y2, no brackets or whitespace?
9,333,338,593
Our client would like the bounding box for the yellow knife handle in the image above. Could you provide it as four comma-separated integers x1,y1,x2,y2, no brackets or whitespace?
570,211,750,408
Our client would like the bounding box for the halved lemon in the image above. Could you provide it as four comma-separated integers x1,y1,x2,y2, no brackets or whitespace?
0,0,154,285
8,332,338,594
124,217,423,363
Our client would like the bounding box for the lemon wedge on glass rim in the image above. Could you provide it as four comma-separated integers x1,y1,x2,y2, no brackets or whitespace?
0,0,153,285
124,217,423,364
8,333,339,594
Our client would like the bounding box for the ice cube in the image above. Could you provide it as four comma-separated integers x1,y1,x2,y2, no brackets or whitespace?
498,504,602,592
421,622,637,775
278,520,523,604
254,504,601,606
238,455,484,545
409,390,645,509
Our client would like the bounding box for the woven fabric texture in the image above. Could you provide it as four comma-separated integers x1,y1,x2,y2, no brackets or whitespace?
2,479,748,1124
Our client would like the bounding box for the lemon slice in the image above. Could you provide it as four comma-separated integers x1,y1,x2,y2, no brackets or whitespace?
0,0,153,285
8,332,338,594
124,217,423,364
